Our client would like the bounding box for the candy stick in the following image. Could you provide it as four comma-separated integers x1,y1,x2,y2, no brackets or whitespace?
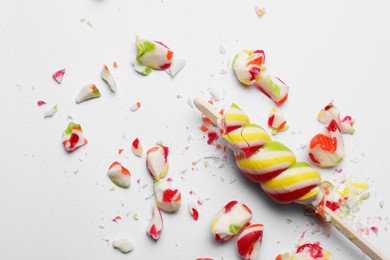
193,97,387,260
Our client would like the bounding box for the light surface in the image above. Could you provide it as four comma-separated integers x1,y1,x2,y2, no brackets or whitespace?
1,0,390,259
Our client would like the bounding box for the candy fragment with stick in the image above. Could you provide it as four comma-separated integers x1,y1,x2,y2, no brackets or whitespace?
193,97,387,260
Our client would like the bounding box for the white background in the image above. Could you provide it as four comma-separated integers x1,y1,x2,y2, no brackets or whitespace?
1,0,390,259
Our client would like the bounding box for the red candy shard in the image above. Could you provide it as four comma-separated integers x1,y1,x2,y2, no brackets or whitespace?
53,69,65,84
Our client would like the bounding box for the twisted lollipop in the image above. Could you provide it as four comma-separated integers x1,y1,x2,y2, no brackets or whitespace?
193,97,387,260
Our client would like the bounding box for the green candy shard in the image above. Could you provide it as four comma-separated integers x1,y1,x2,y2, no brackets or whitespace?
136,39,156,63
232,53,239,66
142,66,152,75
229,224,241,235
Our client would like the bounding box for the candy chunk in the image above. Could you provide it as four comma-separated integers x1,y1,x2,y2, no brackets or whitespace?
309,120,345,168
101,65,116,92
112,239,134,254
154,178,181,212
53,69,65,84
136,36,174,70
233,50,265,85
62,122,87,153
188,198,199,220
223,124,271,157
236,141,296,183
146,146,169,180
37,100,46,106
223,103,251,134
147,205,163,240
261,162,321,204
211,201,253,242
268,108,288,135
166,58,186,77
43,104,58,118
318,103,355,134
236,224,264,260
293,242,333,260
132,60,152,75
107,161,131,188
132,138,143,157
75,84,101,103
255,74,289,105
129,102,141,112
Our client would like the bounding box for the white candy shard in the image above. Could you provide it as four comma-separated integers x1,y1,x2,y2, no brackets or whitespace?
112,239,134,254
75,84,101,103
129,102,141,112
136,36,174,70
43,104,58,118
101,65,116,92
268,107,288,135
233,50,265,85
132,138,143,157
154,178,181,212
107,161,131,188
146,146,169,180
188,198,199,220
146,205,163,240
132,60,152,76
318,103,355,134
166,58,186,77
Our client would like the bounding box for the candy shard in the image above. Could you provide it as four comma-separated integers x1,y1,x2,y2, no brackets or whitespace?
112,239,134,254
62,122,87,153
147,205,163,240
101,65,116,92
166,58,186,77
318,103,355,134
309,120,345,168
136,36,174,70
268,108,288,135
154,178,181,212
233,50,265,85
255,74,289,105
211,201,253,242
75,84,101,103
107,161,131,188
188,198,200,220
132,138,143,157
53,69,65,84
146,146,169,180
43,104,58,118
236,223,264,260
132,59,152,75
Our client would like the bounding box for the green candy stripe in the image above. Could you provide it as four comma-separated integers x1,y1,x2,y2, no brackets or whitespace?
264,141,293,153
136,40,156,63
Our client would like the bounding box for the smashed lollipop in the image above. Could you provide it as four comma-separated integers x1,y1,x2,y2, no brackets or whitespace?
193,97,387,260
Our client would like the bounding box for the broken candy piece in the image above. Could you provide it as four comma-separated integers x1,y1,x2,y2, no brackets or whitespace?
136,36,174,70
268,108,288,135
233,50,265,85
53,69,65,84
112,239,134,254
223,124,271,158
129,102,141,112
147,205,163,240
318,103,355,134
146,146,169,180
107,161,131,188
236,223,264,260
62,122,87,153
188,198,199,220
276,241,333,260
75,84,101,103
223,103,251,134
211,200,253,242
132,138,143,157
132,60,152,75
309,120,345,168
101,65,116,92
255,74,289,105
166,58,186,77
43,104,58,118
154,178,181,212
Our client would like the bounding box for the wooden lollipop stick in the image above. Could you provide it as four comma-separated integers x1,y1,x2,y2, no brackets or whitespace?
193,97,388,260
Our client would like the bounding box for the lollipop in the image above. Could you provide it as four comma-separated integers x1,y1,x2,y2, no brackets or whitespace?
193,97,387,260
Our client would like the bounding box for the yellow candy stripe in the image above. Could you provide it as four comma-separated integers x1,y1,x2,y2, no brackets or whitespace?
237,153,296,171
